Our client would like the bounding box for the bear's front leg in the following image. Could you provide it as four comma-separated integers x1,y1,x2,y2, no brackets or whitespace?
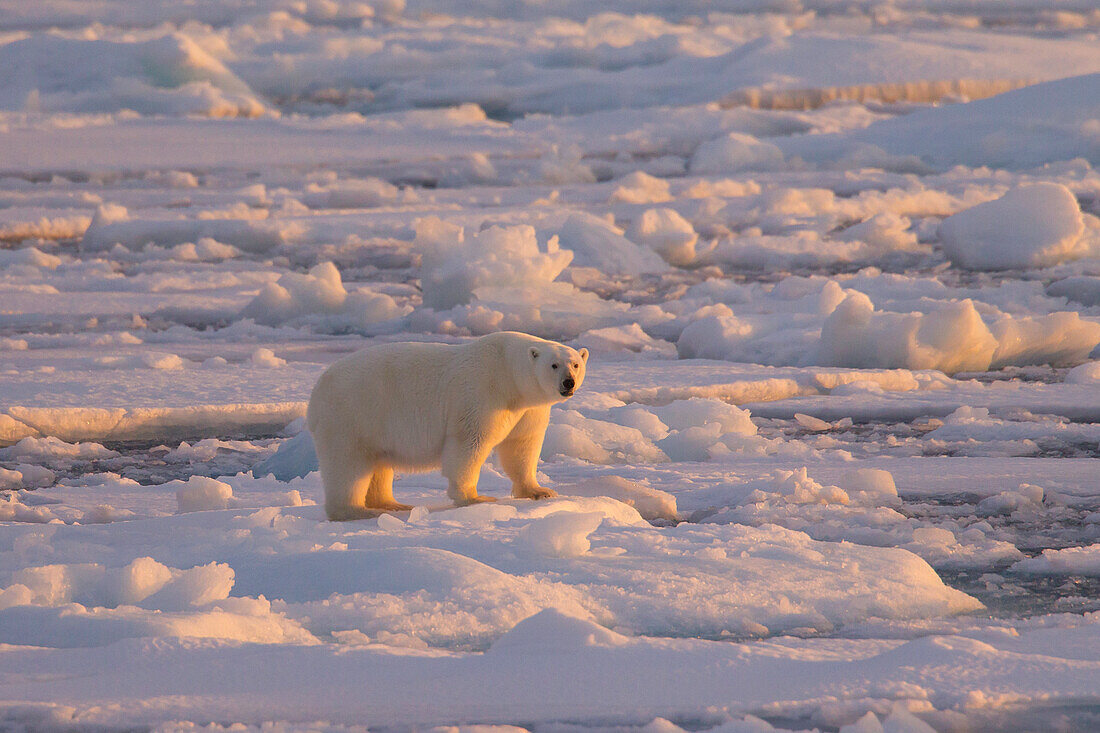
441,435,497,506
498,406,557,500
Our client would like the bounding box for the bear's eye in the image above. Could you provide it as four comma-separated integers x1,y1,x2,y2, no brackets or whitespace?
551,363,559,369
571,363,578,369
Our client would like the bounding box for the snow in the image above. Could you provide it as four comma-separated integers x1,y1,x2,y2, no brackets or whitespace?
4,1,1100,730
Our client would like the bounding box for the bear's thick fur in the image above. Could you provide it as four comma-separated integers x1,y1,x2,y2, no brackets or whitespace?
307,331,588,520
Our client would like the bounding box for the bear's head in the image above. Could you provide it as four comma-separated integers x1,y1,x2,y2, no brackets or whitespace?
529,342,588,403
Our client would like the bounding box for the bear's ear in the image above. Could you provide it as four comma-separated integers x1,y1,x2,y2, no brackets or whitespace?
530,347,539,360
579,347,589,362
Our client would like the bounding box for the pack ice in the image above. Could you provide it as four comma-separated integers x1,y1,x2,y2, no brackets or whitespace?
2,1,1100,731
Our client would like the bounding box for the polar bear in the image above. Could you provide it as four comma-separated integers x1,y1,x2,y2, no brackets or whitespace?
307,331,588,521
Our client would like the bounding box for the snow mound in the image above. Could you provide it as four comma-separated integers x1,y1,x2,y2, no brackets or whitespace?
0,247,62,269
81,213,290,254
938,184,1089,270
844,73,1100,169
1048,276,1100,307
690,133,785,174
0,33,266,117
489,609,623,653
1066,361,1100,384
302,177,403,209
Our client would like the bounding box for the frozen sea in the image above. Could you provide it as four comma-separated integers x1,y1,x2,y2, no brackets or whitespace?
2,1,1100,731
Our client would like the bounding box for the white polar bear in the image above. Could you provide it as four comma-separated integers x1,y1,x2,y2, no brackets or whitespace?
307,331,588,521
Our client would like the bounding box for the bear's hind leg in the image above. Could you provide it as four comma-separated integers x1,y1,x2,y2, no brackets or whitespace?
314,435,391,520
365,465,412,512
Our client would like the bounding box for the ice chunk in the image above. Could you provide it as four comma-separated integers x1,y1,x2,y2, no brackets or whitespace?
417,219,573,310
557,213,668,277
608,171,672,204
846,468,898,501
516,511,604,557
938,184,1088,270
543,411,667,465
881,707,936,733
8,557,232,611
657,423,725,462
990,312,1100,368
676,313,755,361
651,399,757,441
142,562,235,610
108,557,175,606
0,436,117,462
175,476,234,513
249,348,287,368
376,513,405,531
252,431,318,481
577,324,676,359
765,467,849,505
558,476,678,522
626,208,701,266
835,213,919,254
794,413,831,432
302,177,402,209
978,484,1044,516
240,262,407,329
817,292,998,373
1011,545,1100,576
0,468,25,491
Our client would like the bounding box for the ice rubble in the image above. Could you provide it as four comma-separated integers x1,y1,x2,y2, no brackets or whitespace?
240,261,409,330
0,34,266,118
678,282,1100,374
416,219,573,310
5,3,1100,729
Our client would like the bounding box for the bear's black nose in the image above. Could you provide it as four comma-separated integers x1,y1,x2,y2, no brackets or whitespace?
562,377,575,391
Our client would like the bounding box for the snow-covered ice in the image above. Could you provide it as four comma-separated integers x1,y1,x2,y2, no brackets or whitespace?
4,1,1100,730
